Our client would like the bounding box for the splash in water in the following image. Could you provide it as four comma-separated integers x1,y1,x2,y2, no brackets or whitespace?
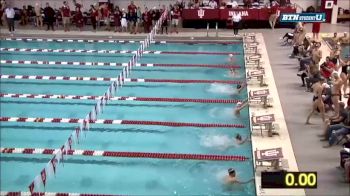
209,107,235,119
200,134,238,150
207,83,235,95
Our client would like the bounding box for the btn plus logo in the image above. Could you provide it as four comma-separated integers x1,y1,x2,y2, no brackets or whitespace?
198,9,205,19
280,13,326,23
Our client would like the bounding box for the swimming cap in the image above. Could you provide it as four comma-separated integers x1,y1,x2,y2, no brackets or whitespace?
229,54,233,57
228,168,235,174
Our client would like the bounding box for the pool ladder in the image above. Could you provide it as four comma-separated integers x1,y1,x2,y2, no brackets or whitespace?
206,22,219,37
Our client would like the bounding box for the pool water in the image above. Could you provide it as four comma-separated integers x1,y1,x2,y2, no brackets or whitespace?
0,39,255,195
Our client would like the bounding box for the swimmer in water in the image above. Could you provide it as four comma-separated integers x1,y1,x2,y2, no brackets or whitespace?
235,133,250,145
236,83,246,94
234,99,249,115
224,168,254,184
228,54,237,76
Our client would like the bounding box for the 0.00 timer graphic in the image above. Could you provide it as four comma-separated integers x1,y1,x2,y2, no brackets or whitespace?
261,171,317,188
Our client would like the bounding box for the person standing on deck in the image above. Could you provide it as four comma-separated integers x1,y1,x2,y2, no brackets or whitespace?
232,11,241,36
44,2,55,31
61,1,71,32
4,3,15,35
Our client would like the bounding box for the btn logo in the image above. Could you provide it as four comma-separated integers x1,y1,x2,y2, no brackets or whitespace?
198,9,205,19
280,13,326,23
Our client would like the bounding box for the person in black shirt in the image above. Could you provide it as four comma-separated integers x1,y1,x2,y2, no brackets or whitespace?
44,3,55,31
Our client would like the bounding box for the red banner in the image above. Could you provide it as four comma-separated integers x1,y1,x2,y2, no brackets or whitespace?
182,7,296,21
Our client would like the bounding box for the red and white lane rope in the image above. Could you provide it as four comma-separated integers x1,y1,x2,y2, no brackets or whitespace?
0,60,241,69
0,93,242,103
4,37,240,45
0,191,125,196
0,74,242,84
0,48,241,56
0,117,245,128
0,147,249,161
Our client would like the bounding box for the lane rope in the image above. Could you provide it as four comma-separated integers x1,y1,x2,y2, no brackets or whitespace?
0,60,241,69
0,147,249,161
4,37,241,45
0,93,242,103
0,117,246,128
0,74,242,84
0,48,241,56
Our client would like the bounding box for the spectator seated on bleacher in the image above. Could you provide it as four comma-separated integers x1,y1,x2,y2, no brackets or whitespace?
320,56,336,81
290,26,306,58
324,106,350,148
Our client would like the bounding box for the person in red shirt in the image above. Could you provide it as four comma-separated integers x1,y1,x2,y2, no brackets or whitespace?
171,5,180,34
114,6,122,32
74,4,83,31
61,1,71,32
312,22,321,40
320,57,336,80
142,7,151,33
90,4,98,31
128,1,137,14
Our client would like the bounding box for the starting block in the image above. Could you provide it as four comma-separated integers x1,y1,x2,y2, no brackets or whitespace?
247,69,267,87
249,89,272,108
251,114,276,137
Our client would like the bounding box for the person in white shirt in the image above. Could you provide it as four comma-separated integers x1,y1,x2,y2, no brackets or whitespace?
209,0,218,8
5,4,15,34
232,12,241,36
202,0,210,7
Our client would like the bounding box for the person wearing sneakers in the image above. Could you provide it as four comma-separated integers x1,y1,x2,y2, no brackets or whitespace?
171,5,180,34
61,1,71,32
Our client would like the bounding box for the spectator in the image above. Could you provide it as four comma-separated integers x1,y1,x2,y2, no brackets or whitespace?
35,3,43,27
121,8,128,32
312,22,321,41
90,5,98,32
320,56,336,80
339,58,350,98
20,5,28,25
44,2,55,31
136,7,142,33
0,2,3,26
171,5,180,34
209,0,218,9
324,110,350,148
61,1,71,32
332,32,339,43
330,72,343,118
305,63,321,91
127,0,137,31
101,3,111,31
269,2,279,29
232,11,241,36
339,32,350,44
142,7,151,33
4,3,15,35
74,4,83,31
319,102,346,141
127,8,137,34
330,43,341,65
161,5,169,34
306,77,326,124
113,6,121,32
151,7,157,27
290,26,306,58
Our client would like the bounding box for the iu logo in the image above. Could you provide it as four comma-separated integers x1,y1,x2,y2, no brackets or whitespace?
198,9,205,19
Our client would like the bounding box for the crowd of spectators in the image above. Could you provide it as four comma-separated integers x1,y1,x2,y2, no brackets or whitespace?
285,22,350,182
0,0,186,34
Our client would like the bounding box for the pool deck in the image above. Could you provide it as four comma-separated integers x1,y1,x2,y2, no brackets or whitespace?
244,33,305,196
1,22,349,196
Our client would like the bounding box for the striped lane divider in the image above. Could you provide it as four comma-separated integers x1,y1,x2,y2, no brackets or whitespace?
4,37,241,45
0,93,242,103
0,192,124,196
0,147,249,161
0,117,245,128
0,74,242,84
0,48,241,55
0,60,241,69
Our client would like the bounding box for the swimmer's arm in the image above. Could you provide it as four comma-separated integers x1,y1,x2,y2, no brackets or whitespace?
236,178,255,184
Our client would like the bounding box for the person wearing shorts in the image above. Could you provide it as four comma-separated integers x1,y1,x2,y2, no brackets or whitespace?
61,1,70,32
171,6,180,34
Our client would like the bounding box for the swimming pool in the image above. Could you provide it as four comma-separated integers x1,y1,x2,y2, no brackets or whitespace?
0,38,255,195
